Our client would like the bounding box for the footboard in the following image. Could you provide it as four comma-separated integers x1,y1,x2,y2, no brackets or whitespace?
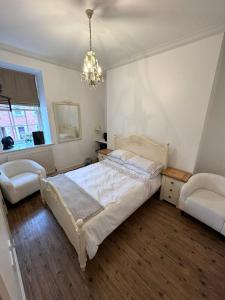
40,176,87,270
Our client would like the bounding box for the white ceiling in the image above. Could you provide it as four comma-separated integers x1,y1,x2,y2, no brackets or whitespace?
1,0,225,71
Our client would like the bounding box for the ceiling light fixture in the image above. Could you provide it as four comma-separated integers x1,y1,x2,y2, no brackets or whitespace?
81,9,103,87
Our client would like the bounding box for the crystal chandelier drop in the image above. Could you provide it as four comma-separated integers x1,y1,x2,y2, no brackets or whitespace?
81,9,104,87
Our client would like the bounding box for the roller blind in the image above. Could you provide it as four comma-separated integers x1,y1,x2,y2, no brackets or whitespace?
0,67,39,106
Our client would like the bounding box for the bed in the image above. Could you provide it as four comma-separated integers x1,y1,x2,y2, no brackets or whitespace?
40,135,169,270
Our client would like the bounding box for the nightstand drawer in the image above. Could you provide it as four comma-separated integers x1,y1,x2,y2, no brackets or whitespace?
163,193,177,205
160,176,184,205
165,178,181,193
160,167,192,206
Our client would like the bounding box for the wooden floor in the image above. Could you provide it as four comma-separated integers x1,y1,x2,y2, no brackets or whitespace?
7,192,225,300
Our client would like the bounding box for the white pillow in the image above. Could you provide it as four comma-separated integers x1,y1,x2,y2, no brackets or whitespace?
106,156,124,165
125,155,163,177
124,164,152,178
126,164,162,178
108,149,135,162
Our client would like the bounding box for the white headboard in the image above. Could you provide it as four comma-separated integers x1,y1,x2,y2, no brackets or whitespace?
114,135,169,167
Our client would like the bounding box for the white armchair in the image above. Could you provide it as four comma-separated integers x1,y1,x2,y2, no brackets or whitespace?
0,159,46,204
179,173,225,236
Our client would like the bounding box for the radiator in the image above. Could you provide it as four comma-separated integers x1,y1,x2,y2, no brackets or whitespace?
7,147,55,175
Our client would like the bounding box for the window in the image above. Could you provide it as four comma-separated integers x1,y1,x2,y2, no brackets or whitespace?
0,66,52,149
0,104,42,148
14,110,24,117
18,126,26,139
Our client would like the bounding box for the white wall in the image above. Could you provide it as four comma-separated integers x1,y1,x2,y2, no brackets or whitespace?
195,35,225,175
107,34,223,172
0,49,106,171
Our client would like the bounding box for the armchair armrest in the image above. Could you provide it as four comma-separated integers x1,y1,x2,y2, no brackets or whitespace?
179,173,225,204
0,172,14,190
0,172,15,201
23,160,47,178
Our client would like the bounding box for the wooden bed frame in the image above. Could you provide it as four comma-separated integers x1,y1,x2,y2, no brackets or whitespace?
40,135,169,270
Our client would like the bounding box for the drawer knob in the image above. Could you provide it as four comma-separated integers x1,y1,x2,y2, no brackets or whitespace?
168,195,171,199
170,181,174,185
169,189,173,192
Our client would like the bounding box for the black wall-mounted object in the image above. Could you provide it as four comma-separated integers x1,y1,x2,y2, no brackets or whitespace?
103,132,107,141
99,143,107,150
32,131,45,145
1,136,14,150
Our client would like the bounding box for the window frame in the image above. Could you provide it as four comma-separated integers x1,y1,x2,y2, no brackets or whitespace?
0,104,43,146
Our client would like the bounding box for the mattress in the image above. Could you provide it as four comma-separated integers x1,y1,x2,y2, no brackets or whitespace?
65,159,161,259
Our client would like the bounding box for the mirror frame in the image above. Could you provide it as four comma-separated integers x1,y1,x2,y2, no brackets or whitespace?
53,102,82,143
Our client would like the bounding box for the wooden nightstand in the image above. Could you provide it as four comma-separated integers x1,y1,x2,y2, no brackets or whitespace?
98,149,113,161
160,167,192,206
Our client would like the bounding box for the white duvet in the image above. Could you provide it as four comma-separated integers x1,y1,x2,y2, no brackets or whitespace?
65,159,161,259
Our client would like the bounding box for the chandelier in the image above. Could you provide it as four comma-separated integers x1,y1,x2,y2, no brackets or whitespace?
81,9,103,87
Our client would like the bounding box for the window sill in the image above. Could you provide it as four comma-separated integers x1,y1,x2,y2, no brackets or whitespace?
0,142,54,154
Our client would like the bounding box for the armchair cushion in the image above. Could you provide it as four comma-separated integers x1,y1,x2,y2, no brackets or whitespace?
10,172,40,203
184,189,225,232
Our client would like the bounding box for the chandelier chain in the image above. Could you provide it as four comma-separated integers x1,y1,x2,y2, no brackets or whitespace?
89,17,92,51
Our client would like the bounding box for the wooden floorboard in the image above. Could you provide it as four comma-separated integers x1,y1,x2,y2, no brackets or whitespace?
7,192,225,300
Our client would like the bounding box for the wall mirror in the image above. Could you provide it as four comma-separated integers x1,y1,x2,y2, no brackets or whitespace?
53,102,81,143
